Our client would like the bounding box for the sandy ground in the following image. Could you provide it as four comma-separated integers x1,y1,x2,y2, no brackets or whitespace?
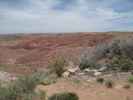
37,79,133,100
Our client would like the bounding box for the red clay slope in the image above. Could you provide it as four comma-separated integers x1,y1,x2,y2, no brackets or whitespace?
15,33,112,49
0,33,113,74
14,33,112,66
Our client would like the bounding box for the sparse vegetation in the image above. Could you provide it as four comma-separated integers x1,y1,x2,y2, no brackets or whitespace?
0,80,36,100
49,57,67,77
128,75,133,83
40,75,57,86
39,91,46,100
96,77,104,84
0,72,47,100
0,34,22,42
108,55,133,71
119,38,133,59
79,54,99,70
14,73,42,94
94,42,110,59
48,92,79,100
80,38,133,72
0,85,16,100
105,80,114,88
123,84,131,89
72,79,81,84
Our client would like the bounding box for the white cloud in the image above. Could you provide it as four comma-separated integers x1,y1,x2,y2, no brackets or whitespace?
0,0,133,33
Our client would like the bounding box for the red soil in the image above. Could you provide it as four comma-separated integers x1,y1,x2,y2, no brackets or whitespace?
0,33,113,74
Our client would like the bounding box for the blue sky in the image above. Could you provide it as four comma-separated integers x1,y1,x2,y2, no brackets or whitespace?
0,0,133,33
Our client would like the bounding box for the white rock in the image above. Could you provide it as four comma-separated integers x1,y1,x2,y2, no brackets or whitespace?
84,68,91,72
87,78,95,82
99,66,107,72
115,85,123,89
87,79,92,82
62,71,70,78
0,71,17,82
94,71,102,76
68,61,75,67
78,72,85,75
92,69,98,72
68,67,79,73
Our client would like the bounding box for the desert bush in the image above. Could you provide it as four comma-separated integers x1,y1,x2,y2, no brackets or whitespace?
109,38,133,59
105,80,114,88
128,75,133,83
92,38,133,60
0,85,18,100
119,38,133,59
80,38,133,72
109,40,122,56
79,40,121,70
49,57,67,77
108,55,133,71
20,93,36,100
0,72,46,100
40,75,57,86
14,73,44,94
94,42,110,59
79,54,99,70
38,91,46,100
48,92,79,100
92,40,121,61
96,77,104,84
123,84,131,89
0,84,36,100
79,59,98,70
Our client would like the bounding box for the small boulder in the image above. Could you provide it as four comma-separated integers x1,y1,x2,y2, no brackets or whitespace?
99,66,107,72
78,72,85,76
87,78,95,82
84,68,91,72
68,67,79,74
94,71,102,76
62,71,70,78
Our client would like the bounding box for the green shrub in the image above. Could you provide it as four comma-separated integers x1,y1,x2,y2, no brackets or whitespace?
49,57,67,77
79,40,122,70
48,92,79,100
90,40,121,61
79,59,98,70
123,84,131,89
39,91,46,100
20,93,36,100
79,54,99,70
109,55,133,71
128,75,133,83
40,76,57,86
0,72,46,100
105,80,114,88
0,85,18,100
94,42,110,59
14,73,43,94
80,38,133,72
96,77,104,84
109,40,122,56
0,84,35,100
119,38,133,59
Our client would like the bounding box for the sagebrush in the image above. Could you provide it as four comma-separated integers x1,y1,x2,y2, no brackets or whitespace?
48,92,79,100
49,57,67,77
